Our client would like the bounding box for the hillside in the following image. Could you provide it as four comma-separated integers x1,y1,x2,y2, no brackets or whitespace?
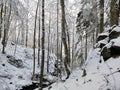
0,42,57,90
43,26,120,90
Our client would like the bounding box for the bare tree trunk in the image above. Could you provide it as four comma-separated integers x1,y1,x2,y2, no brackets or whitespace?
92,31,95,47
60,0,70,79
72,27,74,70
21,26,25,45
85,30,87,60
99,0,104,33
40,0,45,89
2,2,11,54
92,0,99,40
32,0,39,79
47,12,51,73
119,0,120,12
25,0,29,47
65,20,71,67
56,0,59,77
110,0,119,26
0,2,3,39
38,2,41,66
14,23,20,56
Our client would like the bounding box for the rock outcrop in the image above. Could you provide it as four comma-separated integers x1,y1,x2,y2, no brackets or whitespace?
7,55,23,68
96,26,120,61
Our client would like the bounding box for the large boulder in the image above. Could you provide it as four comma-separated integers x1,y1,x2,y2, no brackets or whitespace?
110,45,120,57
109,30,120,40
99,43,106,48
7,55,23,68
97,34,108,42
101,47,111,61
95,37,108,48
99,26,120,61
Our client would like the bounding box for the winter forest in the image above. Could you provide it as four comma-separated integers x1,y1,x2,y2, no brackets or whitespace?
0,0,120,90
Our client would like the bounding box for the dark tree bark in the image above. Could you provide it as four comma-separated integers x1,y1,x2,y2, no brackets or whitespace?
85,30,87,60
25,0,29,47
38,2,41,66
32,0,39,79
40,0,45,89
0,2,3,39
99,0,104,33
47,12,51,73
56,0,59,77
72,27,75,70
2,2,11,54
110,0,119,26
60,0,70,79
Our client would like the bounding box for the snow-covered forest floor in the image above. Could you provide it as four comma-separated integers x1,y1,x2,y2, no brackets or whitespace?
43,26,120,90
0,41,57,90
1,26,120,90
43,49,120,90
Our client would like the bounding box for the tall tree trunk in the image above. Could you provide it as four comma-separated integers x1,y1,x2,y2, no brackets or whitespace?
38,2,41,66
40,0,45,89
92,31,95,47
21,25,25,45
25,0,29,47
110,0,119,26
0,2,3,39
56,0,59,77
60,0,70,79
32,0,39,79
65,20,71,67
119,0,120,12
99,0,104,33
60,37,63,79
2,2,11,54
72,27,75,70
14,23,20,56
47,12,51,73
85,30,87,60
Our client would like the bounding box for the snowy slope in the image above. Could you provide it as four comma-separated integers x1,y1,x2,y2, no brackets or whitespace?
0,42,57,90
43,26,120,90
43,49,120,90
0,43,37,90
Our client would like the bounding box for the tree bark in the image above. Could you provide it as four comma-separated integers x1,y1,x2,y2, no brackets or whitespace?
0,2,3,39
60,0,70,79
56,0,59,77
47,12,51,73
40,0,45,89
32,0,39,79
25,0,29,47
38,2,41,66
2,2,11,54
99,0,104,33
85,30,87,60
110,0,119,26
72,27,75,70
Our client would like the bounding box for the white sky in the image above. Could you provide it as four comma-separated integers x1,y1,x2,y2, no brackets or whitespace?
69,0,74,3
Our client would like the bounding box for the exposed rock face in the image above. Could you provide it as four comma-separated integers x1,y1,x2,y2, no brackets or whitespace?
101,47,111,61
97,34,108,42
96,26,120,61
109,30,120,40
110,46,120,57
99,43,106,48
7,55,23,68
